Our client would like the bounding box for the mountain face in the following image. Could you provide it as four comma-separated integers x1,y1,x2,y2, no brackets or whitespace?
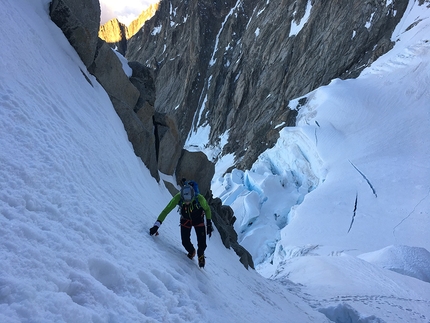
126,0,409,169
98,3,159,55
98,18,128,54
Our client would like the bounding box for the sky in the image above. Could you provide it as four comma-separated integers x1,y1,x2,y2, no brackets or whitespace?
99,0,159,25
1,0,430,322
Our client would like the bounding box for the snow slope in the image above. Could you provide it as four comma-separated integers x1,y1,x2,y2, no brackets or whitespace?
0,0,326,322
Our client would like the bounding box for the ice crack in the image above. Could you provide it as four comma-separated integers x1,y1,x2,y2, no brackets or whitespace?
347,193,358,233
393,187,430,236
349,161,377,198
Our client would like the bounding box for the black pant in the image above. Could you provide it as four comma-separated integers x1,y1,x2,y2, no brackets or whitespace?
180,224,206,257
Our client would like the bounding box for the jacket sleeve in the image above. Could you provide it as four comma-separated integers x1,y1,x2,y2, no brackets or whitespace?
157,193,181,223
197,194,212,220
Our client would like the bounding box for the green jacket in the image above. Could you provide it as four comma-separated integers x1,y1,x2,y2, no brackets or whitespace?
157,193,212,223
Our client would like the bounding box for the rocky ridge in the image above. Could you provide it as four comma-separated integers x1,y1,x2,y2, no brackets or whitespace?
49,0,213,192
98,3,159,55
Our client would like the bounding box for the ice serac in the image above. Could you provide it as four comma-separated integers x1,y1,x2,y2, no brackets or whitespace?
126,0,409,169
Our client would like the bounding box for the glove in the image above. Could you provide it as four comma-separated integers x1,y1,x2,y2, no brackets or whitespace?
206,219,214,237
149,220,162,235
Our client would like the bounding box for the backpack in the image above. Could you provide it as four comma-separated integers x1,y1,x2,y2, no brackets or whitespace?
179,180,201,206
186,180,200,195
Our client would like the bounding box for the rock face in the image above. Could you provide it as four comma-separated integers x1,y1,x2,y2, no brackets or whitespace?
126,0,410,169
209,197,254,269
98,18,128,54
50,0,212,187
153,112,182,176
98,3,159,55
175,150,215,198
127,3,160,39
49,0,100,68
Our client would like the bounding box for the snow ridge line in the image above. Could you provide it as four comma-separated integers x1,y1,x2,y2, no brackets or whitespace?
349,161,378,198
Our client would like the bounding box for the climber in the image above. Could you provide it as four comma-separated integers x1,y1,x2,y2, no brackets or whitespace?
150,179,213,268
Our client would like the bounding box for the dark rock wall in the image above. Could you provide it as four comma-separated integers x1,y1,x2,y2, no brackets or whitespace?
50,0,100,68
126,0,409,169
50,0,215,189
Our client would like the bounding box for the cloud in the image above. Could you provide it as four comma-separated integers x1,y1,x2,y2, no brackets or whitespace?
99,0,158,25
